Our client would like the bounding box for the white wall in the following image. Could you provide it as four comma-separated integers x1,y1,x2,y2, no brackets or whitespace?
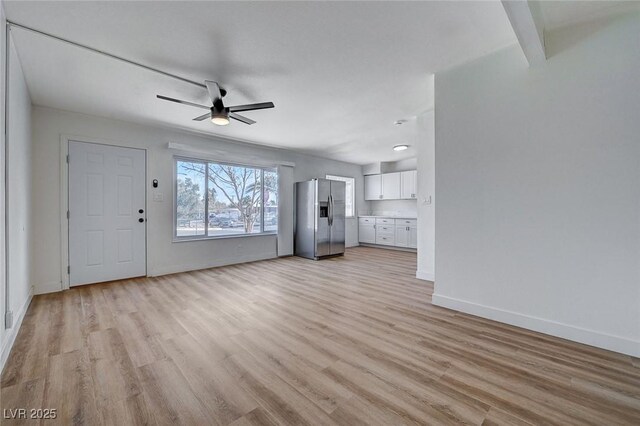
382,158,418,173
432,14,640,356
416,111,435,281
7,39,32,320
30,106,365,294
1,32,34,369
0,0,7,368
362,158,417,176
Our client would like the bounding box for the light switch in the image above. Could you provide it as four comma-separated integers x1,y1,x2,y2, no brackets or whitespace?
153,192,164,202
424,195,432,205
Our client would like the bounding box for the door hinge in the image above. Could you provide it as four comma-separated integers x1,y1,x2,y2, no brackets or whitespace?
67,210,70,219
67,265,70,274
66,155,69,163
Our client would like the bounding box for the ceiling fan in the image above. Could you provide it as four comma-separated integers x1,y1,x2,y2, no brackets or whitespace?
157,81,274,126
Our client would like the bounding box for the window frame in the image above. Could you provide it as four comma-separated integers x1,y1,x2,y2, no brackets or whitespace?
173,156,278,241
326,174,356,218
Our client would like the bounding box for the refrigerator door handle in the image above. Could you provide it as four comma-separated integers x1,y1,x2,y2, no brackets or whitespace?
328,195,333,226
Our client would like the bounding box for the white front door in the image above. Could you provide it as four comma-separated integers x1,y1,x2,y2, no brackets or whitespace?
68,141,146,286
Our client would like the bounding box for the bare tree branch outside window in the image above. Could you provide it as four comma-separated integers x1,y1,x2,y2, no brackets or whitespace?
176,159,277,238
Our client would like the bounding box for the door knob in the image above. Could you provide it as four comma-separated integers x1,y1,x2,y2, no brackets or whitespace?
138,218,144,223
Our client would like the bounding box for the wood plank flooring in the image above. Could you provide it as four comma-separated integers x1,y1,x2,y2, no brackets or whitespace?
2,247,639,425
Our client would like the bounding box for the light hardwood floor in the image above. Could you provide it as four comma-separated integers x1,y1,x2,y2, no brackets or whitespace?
2,247,639,425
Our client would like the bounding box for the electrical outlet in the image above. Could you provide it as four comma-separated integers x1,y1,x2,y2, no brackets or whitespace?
153,192,164,202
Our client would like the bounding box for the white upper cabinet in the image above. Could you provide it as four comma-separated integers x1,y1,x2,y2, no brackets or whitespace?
364,174,382,200
400,170,417,199
381,172,401,200
364,170,416,201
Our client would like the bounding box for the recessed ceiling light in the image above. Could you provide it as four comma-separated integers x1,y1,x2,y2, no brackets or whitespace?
393,144,409,151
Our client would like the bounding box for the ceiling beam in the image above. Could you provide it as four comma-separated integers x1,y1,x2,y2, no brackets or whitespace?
501,0,546,66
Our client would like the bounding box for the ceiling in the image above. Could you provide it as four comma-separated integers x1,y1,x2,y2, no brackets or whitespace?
539,0,640,31
4,1,638,165
4,1,519,165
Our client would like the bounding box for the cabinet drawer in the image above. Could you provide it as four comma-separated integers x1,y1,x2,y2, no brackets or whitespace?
375,218,395,225
397,219,417,227
358,217,375,225
376,235,395,246
376,225,395,235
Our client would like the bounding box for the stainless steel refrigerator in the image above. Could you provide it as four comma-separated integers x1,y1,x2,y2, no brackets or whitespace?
295,178,346,260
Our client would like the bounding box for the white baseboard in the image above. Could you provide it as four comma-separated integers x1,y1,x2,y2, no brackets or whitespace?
1,287,34,373
149,252,276,277
35,280,63,295
416,269,434,281
432,294,640,357
358,243,417,253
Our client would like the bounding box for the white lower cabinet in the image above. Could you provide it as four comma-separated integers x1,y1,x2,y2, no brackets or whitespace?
395,225,409,247
359,217,416,249
395,218,417,249
395,225,417,248
375,220,395,246
359,223,376,244
376,234,394,246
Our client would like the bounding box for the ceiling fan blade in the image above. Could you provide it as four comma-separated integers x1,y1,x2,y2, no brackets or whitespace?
192,112,210,121
228,102,275,113
157,95,210,110
205,80,222,103
229,112,256,125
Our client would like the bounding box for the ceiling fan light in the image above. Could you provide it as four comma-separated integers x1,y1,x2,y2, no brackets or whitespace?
211,107,230,126
393,144,409,151
211,115,230,126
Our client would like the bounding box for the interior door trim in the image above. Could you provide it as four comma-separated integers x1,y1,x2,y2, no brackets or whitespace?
60,134,147,290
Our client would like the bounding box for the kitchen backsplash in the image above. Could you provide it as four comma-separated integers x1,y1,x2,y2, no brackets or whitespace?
364,199,417,218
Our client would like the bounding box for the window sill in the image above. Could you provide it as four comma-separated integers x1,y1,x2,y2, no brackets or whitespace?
173,232,277,243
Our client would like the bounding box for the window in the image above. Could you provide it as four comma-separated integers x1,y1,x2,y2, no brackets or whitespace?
175,158,278,239
326,175,355,217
